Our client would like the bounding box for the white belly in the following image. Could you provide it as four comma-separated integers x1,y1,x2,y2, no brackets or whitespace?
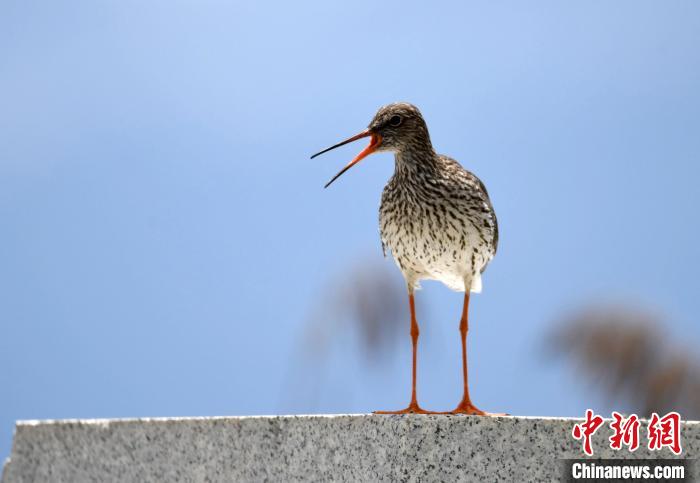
379,206,492,293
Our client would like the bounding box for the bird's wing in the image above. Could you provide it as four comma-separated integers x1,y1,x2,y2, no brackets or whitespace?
439,155,499,257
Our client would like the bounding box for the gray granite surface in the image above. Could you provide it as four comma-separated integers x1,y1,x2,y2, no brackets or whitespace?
2,414,698,482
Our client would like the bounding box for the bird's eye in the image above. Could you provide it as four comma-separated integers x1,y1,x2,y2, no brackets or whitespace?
389,115,402,127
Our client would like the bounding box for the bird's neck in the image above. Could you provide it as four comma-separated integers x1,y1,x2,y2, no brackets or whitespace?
394,147,440,178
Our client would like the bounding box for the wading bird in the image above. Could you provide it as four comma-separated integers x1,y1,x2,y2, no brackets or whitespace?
311,103,499,415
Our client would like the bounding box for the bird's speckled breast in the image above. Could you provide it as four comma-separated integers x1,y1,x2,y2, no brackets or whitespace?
379,156,497,293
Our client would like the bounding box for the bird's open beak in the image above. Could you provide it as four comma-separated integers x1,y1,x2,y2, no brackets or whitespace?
310,129,383,188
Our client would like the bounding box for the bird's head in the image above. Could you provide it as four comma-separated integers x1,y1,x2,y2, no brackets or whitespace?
311,102,432,188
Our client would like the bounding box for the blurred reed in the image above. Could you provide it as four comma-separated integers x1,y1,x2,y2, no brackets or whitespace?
548,305,700,419
279,256,417,412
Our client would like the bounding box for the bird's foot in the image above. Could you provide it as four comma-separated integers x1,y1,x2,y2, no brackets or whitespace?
373,402,437,415
444,401,508,416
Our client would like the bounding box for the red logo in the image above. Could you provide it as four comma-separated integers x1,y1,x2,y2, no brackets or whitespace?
609,412,640,451
648,412,682,455
572,410,683,456
572,409,605,456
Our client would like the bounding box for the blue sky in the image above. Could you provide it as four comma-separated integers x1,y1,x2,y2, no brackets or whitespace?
1,1,699,460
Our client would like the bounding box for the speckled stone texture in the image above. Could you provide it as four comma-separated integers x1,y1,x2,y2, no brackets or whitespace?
2,415,698,482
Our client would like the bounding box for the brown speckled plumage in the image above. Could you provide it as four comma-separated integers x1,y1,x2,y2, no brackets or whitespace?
371,103,498,293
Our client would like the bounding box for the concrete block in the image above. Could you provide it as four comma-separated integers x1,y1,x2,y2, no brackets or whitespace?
2,414,698,482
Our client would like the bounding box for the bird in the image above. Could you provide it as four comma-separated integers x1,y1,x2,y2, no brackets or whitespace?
310,103,499,415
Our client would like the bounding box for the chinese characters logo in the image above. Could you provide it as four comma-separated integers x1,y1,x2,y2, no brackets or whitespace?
572,410,682,456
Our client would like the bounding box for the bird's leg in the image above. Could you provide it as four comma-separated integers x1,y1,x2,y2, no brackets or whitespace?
450,292,487,415
374,289,434,415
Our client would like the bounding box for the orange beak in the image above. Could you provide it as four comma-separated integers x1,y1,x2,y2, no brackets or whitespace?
310,129,383,188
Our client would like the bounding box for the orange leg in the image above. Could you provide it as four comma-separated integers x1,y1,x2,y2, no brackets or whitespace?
374,290,434,414
449,292,486,415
